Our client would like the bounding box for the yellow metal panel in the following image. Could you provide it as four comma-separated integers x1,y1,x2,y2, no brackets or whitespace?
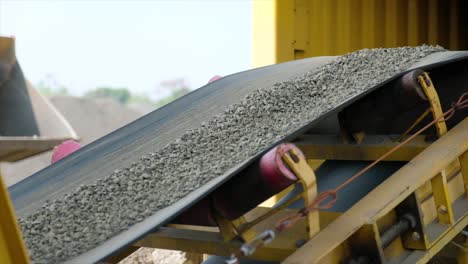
420,196,437,226
309,0,324,57
447,173,465,204
361,0,385,48
418,173,464,225
348,0,362,52
321,0,336,55
0,172,30,264
336,0,352,54
252,0,277,67
407,0,418,46
414,214,468,264
448,0,460,50
296,134,429,161
253,0,468,65
275,0,295,63
407,0,428,46
431,173,455,225
427,0,439,44
385,0,407,47
294,0,308,52
415,181,432,202
461,151,468,194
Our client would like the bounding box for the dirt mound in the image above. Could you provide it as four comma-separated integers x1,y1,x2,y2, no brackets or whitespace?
1,96,142,186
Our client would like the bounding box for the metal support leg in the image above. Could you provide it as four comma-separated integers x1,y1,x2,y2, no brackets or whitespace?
282,148,320,238
0,170,30,264
431,173,455,225
418,72,456,226
417,72,448,136
460,151,468,197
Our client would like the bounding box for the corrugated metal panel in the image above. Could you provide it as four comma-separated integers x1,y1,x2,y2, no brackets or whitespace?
253,0,468,67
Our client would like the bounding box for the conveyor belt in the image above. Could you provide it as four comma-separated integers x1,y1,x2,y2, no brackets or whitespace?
9,51,468,263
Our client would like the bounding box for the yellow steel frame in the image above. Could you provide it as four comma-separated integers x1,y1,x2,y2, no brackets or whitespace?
411,72,460,246
214,146,320,244
130,119,468,263
284,118,468,263
134,147,322,262
129,73,468,263
0,171,29,264
282,148,319,237
295,134,429,162
136,210,342,262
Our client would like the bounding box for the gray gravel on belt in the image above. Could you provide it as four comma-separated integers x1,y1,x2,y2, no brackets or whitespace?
19,46,444,263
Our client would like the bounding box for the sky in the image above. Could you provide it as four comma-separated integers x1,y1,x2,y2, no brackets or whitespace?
0,1,252,97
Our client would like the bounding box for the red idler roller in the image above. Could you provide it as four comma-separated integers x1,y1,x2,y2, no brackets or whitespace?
212,143,301,220
339,69,432,136
394,69,428,110
51,140,82,163
174,143,302,225
172,196,217,226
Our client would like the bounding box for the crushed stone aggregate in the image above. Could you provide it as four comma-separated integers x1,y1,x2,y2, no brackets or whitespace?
19,46,444,263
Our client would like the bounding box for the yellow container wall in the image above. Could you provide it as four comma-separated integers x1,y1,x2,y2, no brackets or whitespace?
253,0,468,67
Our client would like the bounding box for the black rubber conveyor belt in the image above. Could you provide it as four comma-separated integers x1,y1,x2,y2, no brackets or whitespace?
9,49,468,263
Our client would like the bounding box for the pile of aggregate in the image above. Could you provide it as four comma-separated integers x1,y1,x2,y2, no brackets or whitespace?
19,46,444,263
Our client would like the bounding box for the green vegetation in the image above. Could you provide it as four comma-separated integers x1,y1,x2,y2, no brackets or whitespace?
154,86,190,107
36,75,69,96
128,93,155,105
154,78,191,107
85,87,131,104
37,76,192,109
37,86,69,97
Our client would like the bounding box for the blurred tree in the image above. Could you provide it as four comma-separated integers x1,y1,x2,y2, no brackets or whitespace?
36,74,69,96
154,78,191,107
128,93,154,105
72,78,192,109
85,87,131,104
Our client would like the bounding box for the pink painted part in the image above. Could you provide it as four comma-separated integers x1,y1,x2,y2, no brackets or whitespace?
259,143,303,191
208,75,222,83
51,140,82,164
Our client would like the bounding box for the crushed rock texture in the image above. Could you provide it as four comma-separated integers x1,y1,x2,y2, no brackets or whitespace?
19,46,444,263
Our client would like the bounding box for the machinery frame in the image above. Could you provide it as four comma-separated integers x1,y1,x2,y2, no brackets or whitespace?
116,73,468,263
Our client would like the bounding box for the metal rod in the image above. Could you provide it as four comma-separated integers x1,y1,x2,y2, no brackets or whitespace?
380,214,417,248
